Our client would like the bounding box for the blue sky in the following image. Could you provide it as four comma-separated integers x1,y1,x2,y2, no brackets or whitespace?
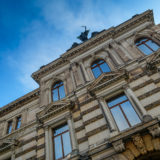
0,0,160,107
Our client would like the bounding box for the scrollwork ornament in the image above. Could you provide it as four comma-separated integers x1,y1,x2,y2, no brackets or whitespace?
113,139,125,153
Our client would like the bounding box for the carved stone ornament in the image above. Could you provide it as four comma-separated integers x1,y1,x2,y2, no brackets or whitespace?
112,139,125,153
132,134,147,154
148,124,160,138
142,114,153,122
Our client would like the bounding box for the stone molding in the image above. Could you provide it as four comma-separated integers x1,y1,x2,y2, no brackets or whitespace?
144,99,160,110
32,10,153,83
137,87,160,100
37,100,74,120
112,140,125,153
0,89,39,117
88,70,128,93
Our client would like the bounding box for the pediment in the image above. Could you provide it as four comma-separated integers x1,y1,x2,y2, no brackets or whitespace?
38,99,73,118
88,70,126,91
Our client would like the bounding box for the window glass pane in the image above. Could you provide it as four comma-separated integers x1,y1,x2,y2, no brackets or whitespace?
146,40,160,51
16,117,21,129
121,101,141,126
53,88,58,101
92,67,102,78
54,136,63,160
54,124,68,136
100,62,110,73
138,44,153,55
7,121,12,134
111,106,129,131
108,95,127,107
62,132,72,156
59,85,65,99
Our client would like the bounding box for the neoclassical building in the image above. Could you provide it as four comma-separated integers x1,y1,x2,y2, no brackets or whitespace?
0,10,160,160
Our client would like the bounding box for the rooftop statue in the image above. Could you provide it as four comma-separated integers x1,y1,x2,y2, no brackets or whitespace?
77,26,90,42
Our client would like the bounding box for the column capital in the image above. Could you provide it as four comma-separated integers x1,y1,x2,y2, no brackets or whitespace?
65,113,72,120
44,125,50,131
122,84,129,89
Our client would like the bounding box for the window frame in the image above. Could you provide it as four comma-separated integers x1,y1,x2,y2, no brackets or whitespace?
52,81,65,102
7,120,13,134
52,123,72,160
135,37,160,55
15,116,22,130
107,93,141,132
91,59,111,78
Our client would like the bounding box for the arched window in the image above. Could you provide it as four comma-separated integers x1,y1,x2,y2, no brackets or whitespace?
91,59,110,78
52,81,65,101
135,38,160,55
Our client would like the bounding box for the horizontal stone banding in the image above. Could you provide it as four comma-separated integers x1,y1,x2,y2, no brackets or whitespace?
138,87,160,100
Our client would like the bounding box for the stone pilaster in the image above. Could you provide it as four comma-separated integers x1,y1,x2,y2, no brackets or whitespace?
45,126,53,160
124,87,147,117
79,61,90,82
66,115,78,154
11,146,15,160
69,64,77,90
21,108,28,127
99,98,117,132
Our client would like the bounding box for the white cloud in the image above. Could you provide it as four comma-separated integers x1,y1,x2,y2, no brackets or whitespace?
7,0,160,92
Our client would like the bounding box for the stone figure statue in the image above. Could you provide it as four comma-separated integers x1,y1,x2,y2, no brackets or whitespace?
77,26,89,42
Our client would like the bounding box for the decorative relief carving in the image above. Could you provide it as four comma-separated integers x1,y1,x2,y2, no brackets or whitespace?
113,140,125,153
148,124,160,138
132,134,147,154
123,149,135,160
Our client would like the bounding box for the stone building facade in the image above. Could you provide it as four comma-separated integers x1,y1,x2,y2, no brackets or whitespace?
0,10,160,160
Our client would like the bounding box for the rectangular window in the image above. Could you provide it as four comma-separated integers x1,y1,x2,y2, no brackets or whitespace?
7,121,13,134
107,94,141,131
53,124,72,160
16,116,21,130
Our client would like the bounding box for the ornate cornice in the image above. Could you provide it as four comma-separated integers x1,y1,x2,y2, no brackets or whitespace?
0,89,40,117
32,10,154,83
